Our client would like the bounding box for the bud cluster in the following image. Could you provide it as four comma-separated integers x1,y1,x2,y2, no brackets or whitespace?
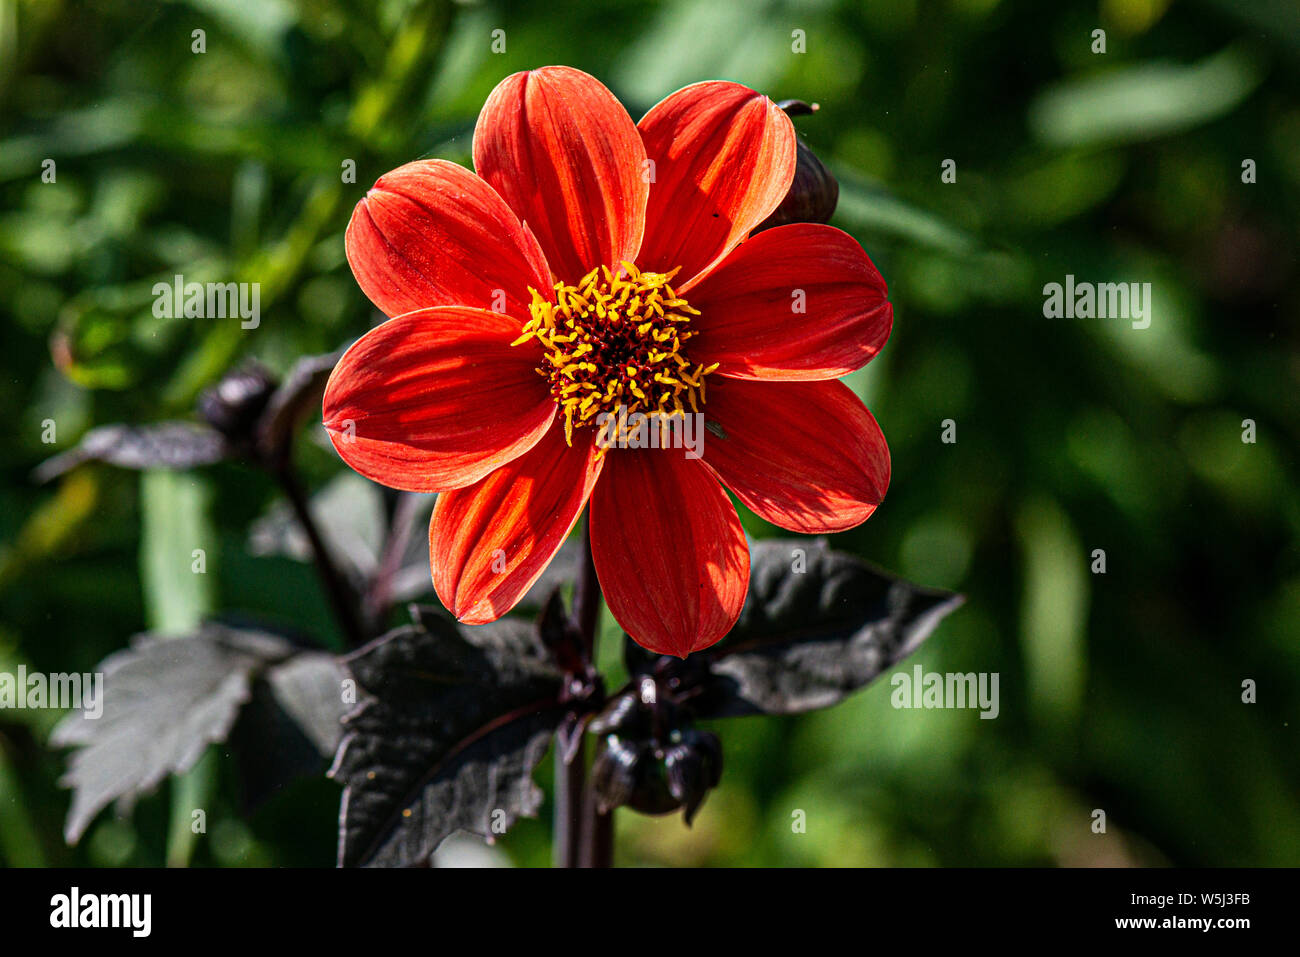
589,665,722,825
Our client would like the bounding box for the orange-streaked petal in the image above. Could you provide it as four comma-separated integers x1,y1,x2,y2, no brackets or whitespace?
345,159,552,320
590,449,748,657
473,66,648,284
431,423,604,625
637,81,796,286
687,224,892,380
322,307,554,493
701,378,889,533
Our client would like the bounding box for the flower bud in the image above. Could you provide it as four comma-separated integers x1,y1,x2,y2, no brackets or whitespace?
591,649,728,822
197,363,277,442
588,690,648,738
756,101,838,232
590,736,646,814
664,729,723,825
590,737,680,816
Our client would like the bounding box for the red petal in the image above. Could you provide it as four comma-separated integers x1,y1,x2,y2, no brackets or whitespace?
701,378,889,533
687,224,892,380
473,67,648,284
345,159,552,320
590,450,748,657
322,306,554,492
431,423,604,625
636,81,796,285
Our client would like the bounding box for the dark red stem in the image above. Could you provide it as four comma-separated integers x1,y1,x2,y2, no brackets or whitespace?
553,515,614,868
273,463,368,649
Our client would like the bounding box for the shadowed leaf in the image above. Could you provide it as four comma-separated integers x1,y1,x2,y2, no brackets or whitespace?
695,539,964,717
33,423,228,483
330,607,564,867
248,472,434,596
51,624,299,843
229,652,347,811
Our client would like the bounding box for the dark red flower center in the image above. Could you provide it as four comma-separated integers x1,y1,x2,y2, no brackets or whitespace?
513,262,716,445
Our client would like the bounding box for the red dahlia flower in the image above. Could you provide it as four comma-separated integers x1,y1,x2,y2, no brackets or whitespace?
323,66,892,657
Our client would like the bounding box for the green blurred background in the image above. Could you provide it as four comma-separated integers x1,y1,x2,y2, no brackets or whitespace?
2,0,1298,867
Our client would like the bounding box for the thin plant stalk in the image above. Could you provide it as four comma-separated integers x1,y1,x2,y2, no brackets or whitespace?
553,516,614,868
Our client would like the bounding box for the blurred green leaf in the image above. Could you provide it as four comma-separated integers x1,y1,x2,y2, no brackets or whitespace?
1028,45,1266,147
1016,498,1088,734
0,747,46,866
140,470,217,633
166,747,216,867
140,469,219,866
835,170,977,254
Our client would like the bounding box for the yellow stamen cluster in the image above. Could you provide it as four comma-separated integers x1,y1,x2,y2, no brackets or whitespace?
512,261,717,445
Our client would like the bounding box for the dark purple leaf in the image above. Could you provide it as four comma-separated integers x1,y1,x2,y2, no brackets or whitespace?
229,652,347,812
330,606,565,867
51,625,300,843
34,422,228,482
695,538,963,717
